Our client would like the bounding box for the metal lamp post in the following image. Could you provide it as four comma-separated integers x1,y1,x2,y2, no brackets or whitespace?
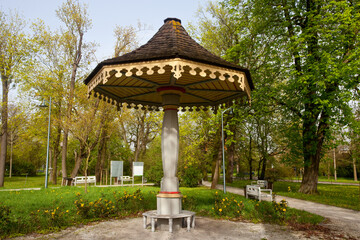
221,107,233,194
40,96,52,188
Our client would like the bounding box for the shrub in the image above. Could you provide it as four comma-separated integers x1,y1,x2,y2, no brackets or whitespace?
113,189,144,213
31,207,70,228
74,193,116,219
144,159,163,186
179,165,202,187
213,191,244,219
0,203,11,234
9,161,37,176
182,194,196,211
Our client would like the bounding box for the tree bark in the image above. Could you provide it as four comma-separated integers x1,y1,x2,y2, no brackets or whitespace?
333,148,337,181
0,74,9,187
226,141,235,183
260,157,267,180
95,129,108,182
353,157,358,182
211,143,222,189
248,135,253,180
50,114,62,185
70,147,87,178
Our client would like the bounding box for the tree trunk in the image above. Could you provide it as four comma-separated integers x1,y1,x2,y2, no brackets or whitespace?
248,135,253,180
299,156,320,194
84,148,91,194
61,132,68,179
226,142,234,183
70,147,86,178
211,143,222,189
50,120,62,185
95,130,108,182
353,157,358,182
333,148,337,181
0,74,9,187
9,133,13,178
260,157,267,180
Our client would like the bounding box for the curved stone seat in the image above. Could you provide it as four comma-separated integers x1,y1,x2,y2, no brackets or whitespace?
142,210,195,233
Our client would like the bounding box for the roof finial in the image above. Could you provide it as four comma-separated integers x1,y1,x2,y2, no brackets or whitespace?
164,18,181,24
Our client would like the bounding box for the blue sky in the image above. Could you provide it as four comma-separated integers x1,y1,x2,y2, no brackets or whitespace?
0,0,209,62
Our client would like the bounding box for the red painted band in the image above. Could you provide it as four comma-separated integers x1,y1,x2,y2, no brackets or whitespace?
159,191,181,194
157,86,186,93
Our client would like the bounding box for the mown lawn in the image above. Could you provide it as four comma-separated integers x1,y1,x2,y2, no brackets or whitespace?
228,180,360,211
0,183,324,238
1,175,62,189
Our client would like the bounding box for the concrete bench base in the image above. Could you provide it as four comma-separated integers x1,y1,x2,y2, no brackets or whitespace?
142,210,195,233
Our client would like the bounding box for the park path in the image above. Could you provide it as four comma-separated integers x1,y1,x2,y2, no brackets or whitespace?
202,181,360,239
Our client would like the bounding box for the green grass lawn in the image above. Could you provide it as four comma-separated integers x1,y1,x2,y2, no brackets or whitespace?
228,180,360,211
2,175,146,189
0,179,324,238
2,175,62,189
286,176,359,184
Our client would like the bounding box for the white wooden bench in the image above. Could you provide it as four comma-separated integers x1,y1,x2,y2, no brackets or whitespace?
118,176,133,186
246,185,272,201
251,180,268,189
74,176,96,186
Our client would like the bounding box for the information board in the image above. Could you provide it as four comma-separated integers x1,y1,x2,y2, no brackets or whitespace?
133,162,144,176
110,161,123,178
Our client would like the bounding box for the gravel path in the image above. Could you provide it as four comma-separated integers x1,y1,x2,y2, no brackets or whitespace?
202,181,360,239
11,216,326,240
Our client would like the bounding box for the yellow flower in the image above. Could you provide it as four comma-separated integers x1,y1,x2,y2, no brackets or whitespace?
81,204,84,207
222,199,225,202
66,210,69,213
219,209,222,212
283,208,286,212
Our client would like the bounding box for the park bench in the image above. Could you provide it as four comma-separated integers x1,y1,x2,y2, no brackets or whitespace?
118,176,134,186
246,185,272,201
74,176,96,186
251,180,268,189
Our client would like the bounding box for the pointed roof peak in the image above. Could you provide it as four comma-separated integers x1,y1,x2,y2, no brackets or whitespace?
85,18,253,89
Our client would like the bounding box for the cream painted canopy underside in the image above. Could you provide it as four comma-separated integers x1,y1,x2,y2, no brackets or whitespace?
87,58,251,111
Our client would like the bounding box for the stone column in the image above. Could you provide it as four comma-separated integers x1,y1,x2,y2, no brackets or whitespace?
156,87,184,215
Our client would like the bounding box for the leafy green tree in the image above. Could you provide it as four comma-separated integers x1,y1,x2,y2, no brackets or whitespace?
223,0,360,193
57,0,93,180
0,10,33,187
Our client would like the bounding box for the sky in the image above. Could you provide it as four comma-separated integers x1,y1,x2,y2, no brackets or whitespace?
0,0,209,62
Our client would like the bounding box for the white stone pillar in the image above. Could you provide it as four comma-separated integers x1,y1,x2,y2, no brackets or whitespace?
161,94,180,192
156,87,184,215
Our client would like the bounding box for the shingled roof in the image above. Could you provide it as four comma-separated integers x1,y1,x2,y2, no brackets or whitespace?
85,18,253,89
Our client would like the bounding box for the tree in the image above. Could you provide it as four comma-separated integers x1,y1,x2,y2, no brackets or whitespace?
0,10,32,186
57,0,93,181
7,104,26,178
114,25,139,57
221,0,360,193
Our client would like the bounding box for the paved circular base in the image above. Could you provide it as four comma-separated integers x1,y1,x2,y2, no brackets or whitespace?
142,210,195,233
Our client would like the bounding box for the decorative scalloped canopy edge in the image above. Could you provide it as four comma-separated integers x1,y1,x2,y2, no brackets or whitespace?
86,58,251,111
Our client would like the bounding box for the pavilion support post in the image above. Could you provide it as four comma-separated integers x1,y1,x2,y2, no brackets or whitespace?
157,90,183,216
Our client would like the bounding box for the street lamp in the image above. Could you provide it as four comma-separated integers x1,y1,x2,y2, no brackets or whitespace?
39,96,52,188
221,107,233,194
